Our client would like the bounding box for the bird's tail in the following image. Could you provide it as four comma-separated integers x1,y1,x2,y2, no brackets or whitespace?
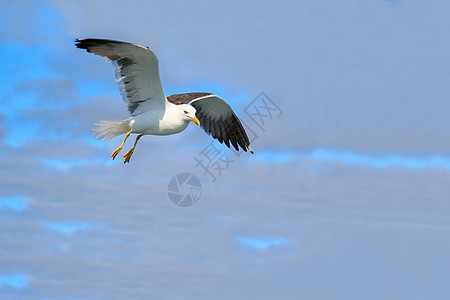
93,120,131,141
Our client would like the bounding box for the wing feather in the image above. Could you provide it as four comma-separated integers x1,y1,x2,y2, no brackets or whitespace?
167,93,253,153
75,38,166,115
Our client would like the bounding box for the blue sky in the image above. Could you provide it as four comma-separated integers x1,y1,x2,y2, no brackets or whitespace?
0,274,28,290
253,148,450,169
1,0,450,299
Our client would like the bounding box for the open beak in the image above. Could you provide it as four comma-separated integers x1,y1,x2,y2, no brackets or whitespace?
189,116,200,126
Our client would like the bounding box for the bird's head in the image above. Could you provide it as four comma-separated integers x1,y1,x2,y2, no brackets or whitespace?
180,104,200,126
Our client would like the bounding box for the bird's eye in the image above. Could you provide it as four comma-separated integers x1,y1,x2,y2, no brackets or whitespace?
184,110,188,114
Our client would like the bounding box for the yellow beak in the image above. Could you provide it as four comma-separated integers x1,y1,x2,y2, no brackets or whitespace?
189,116,200,126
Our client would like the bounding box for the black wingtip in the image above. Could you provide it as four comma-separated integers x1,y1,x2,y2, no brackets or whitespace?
74,38,104,51
248,145,254,154
74,38,89,50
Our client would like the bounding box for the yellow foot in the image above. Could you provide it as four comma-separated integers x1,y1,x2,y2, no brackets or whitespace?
123,148,135,164
111,146,123,160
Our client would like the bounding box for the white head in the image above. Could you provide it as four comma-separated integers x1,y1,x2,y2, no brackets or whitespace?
179,104,200,126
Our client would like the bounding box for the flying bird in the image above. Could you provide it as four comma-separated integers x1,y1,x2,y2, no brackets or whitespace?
75,38,253,163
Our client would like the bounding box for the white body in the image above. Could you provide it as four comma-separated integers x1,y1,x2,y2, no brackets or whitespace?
93,101,196,141
129,102,190,135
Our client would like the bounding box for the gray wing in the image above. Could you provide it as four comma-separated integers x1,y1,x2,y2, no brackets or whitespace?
167,93,253,153
75,38,166,116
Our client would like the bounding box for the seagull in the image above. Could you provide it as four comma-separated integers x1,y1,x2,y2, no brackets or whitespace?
75,38,253,163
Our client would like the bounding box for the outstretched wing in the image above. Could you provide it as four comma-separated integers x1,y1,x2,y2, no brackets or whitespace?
167,93,253,153
75,38,166,116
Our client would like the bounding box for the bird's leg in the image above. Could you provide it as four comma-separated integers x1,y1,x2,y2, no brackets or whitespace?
123,134,143,164
111,131,132,160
